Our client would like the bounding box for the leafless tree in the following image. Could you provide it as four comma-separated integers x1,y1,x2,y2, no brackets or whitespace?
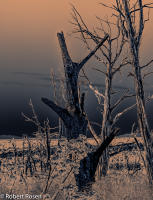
42,32,108,139
71,5,135,176
111,0,153,183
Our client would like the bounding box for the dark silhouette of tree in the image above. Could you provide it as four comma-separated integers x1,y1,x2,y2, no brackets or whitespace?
42,32,108,139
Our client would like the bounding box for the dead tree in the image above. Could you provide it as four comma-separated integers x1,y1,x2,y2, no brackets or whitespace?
113,0,153,183
42,32,108,139
71,6,135,176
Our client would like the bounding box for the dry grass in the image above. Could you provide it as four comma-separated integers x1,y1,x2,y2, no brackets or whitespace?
0,135,152,200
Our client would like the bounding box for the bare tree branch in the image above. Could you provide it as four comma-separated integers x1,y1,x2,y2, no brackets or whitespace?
93,67,108,76
112,41,125,65
41,97,72,128
112,60,131,75
130,3,153,14
143,71,153,79
113,103,136,125
111,90,135,112
78,34,109,70
141,60,153,69
127,71,135,77
137,0,144,47
80,93,85,114
87,118,101,145
99,2,117,11
89,84,105,99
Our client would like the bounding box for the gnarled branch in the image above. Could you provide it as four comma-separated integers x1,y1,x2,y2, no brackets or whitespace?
41,97,72,128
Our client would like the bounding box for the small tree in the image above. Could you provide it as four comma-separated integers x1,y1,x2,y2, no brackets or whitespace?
42,32,108,139
71,5,135,176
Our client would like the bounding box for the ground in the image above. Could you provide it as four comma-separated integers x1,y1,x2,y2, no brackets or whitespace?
0,135,152,200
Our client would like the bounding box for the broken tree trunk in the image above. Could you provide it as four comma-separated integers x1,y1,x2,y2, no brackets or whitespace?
75,128,119,191
42,32,108,139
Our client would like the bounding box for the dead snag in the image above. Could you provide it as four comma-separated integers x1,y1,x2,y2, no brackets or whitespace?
42,32,108,139
114,0,153,184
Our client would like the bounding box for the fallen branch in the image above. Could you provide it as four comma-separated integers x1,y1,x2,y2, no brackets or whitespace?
75,128,119,191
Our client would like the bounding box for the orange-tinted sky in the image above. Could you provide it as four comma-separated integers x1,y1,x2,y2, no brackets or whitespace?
0,0,152,75
0,0,153,136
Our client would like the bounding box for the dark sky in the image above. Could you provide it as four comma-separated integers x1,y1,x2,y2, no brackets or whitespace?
0,0,153,137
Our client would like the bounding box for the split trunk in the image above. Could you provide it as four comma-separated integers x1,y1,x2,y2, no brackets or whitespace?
42,32,108,139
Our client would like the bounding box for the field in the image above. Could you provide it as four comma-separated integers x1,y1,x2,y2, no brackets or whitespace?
0,135,152,200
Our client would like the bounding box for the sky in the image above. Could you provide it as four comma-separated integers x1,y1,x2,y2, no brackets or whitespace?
0,0,153,137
